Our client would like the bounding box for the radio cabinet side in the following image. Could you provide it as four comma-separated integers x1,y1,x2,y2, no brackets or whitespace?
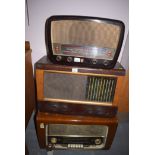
113,76,124,106
36,69,44,101
36,113,45,148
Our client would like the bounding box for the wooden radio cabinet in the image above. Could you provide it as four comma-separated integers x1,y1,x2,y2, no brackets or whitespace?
34,56,126,150
35,56,125,117
36,112,118,150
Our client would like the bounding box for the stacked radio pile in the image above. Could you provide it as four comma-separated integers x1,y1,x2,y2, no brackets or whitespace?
35,15,125,150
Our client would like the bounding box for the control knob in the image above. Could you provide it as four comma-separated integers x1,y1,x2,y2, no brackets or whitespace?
56,56,62,61
95,138,102,145
92,59,97,64
67,57,73,62
51,137,57,144
103,60,109,66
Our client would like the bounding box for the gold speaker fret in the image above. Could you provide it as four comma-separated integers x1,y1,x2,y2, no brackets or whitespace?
89,77,94,101
107,79,112,102
93,77,98,101
103,79,108,101
105,79,111,102
86,77,91,100
96,78,100,101
98,78,103,101
95,77,99,101
100,78,105,102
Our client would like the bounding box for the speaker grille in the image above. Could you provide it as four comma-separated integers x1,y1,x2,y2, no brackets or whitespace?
44,72,117,103
51,20,121,49
86,76,117,102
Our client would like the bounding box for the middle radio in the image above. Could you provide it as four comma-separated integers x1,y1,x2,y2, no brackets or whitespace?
35,56,125,117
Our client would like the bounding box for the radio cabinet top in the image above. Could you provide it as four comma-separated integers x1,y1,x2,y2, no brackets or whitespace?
35,56,125,76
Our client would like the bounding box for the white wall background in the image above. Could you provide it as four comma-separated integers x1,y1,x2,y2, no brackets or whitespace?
25,0,129,66
121,33,129,70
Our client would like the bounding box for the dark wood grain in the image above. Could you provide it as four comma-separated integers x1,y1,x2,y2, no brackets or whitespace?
36,112,118,149
38,101,118,118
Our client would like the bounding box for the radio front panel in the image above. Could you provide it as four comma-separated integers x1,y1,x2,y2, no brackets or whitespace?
36,69,123,107
45,16,125,68
36,112,118,150
46,124,108,149
35,57,125,117
51,20,120,60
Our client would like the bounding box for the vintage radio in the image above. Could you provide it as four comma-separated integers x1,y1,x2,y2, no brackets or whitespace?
35,56,125,117
45,15,125,69
36,112,118,150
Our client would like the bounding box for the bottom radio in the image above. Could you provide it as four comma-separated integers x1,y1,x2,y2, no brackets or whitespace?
36,112,118,150
46,124,108,149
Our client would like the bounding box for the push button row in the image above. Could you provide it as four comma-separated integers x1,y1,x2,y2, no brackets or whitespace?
68,144,83,148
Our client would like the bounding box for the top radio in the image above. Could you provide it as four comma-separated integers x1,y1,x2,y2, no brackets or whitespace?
45,15,125,69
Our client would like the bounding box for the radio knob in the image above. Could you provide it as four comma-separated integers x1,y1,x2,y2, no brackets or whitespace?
48,144,52,148
51,137,57,144
95,138,102,145
67,57,72,62
103,60,109,66
92,59,97,64
56,55,62,61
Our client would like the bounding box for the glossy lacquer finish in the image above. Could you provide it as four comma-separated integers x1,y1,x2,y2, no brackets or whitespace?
45,15,125,69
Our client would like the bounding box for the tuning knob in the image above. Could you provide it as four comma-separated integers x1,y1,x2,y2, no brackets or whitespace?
95,138,102,145
67,57,73,62
103,60,109,66
92,59,97,64
56,56,62,61
51,137,57,144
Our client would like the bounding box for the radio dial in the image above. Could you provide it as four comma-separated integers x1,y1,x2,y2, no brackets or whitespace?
51,137,57,144
56,56,62,61
95,138,102,145
67,57,73,62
